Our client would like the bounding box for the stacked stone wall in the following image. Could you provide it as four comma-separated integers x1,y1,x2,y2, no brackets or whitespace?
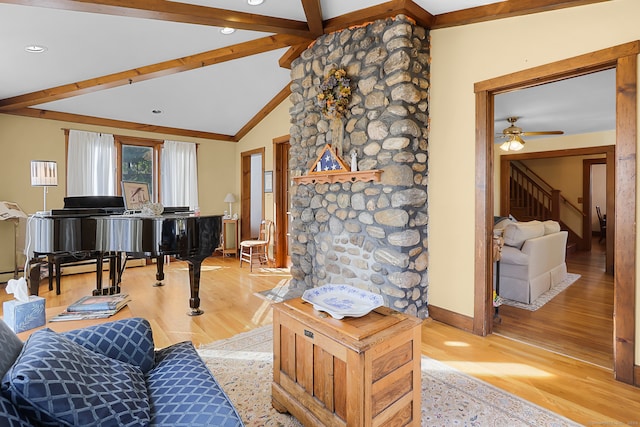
288,15,430,318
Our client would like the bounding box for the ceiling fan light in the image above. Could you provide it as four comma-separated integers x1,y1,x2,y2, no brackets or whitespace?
499,135,524,152
509,136,524,151
510,140,524,151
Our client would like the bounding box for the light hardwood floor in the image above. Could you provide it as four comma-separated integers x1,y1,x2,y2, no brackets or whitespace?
494,238,613,368
2,253,639,425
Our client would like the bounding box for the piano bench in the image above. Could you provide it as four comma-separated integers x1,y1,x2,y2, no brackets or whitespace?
42,252,108,295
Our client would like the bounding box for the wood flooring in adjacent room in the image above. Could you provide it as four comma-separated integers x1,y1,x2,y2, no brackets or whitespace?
1,251,638,425
493,237,613,369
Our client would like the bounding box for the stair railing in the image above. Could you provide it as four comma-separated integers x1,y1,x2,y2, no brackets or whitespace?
509,161,586,246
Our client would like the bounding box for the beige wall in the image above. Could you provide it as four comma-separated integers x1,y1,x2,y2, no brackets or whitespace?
428,0,640,357
0,113,237,280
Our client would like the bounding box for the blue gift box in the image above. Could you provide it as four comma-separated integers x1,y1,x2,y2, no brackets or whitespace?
3,296,46,333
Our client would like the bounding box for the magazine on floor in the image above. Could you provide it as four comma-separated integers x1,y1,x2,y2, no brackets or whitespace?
66,294,130,312
49,294,130,322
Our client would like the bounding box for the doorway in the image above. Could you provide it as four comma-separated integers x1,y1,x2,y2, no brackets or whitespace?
273,135,291,268
495,149,614,368
474,42,637,384
240,148,264,241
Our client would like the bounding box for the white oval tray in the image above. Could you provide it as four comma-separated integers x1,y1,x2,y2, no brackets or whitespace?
302,284,384,319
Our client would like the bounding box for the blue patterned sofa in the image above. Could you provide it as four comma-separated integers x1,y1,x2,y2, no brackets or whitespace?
0,317,244,426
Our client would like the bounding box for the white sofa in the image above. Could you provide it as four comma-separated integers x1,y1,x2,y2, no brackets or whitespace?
496,220,568,304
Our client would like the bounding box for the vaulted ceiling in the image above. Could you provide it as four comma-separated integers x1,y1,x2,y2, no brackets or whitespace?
0,0,608,141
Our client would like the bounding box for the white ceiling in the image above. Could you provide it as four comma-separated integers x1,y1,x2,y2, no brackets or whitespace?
0,0,608,140
494,69,616,144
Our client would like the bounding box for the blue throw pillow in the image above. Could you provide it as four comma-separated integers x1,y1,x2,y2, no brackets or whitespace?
61,317,156,374
0,318,23,379
0,393,32,426
1,329,150,427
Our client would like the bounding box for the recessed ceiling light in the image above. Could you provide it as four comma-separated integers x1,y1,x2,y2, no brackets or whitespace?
152,109,162,114
248,0,264,5
220,27,236,35
25,45,47,53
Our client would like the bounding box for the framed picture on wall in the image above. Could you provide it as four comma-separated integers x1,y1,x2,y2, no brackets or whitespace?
264,171,273,193
122,181,150,210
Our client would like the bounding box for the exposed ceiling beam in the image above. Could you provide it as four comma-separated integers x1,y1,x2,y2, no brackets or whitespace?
0,34,304,111
301,0,324,37
323,0,434,34
396,0,435,28
5,108,237,141
432,0,611,29
0,0,313,38
323,1,400,34
234,84,291,141
1,0,612,140
279,43,311,69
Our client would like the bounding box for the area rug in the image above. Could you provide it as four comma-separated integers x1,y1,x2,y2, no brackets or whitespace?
249,267,292,277
198,326,580,427
498,273,581,311
254,279,303,303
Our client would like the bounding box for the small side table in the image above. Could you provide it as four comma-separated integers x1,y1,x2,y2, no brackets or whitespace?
222,219,239,257
272,297,422,426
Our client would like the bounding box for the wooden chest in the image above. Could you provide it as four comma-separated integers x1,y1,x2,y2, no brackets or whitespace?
272,297,422,427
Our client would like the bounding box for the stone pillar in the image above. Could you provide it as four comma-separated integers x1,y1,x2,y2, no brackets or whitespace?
288,15,430,318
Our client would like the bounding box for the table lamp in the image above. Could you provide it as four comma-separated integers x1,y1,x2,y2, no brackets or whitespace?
224,193,236,218
31,160,58,214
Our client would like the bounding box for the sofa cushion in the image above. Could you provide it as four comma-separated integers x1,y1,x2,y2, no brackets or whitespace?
61,317,155,374
147,341,243,427
494,217,514,231
500,246,530,265
0,319,23,378
543,220,561,235
503,221,545,248
1,329,150,427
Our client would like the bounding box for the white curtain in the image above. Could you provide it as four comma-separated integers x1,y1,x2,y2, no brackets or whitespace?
161,140,198,210
67,130,116,196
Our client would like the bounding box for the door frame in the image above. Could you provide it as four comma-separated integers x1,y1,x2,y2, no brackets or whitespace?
582,156,611,259
273,135,290,268
240,147,265,241
474,41,638,384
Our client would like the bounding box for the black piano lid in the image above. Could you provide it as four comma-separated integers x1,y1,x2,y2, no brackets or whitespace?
64,196,125,209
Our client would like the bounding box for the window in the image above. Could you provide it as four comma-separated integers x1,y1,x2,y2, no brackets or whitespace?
66,132,198,209
116,136,162,202
66,131,162,200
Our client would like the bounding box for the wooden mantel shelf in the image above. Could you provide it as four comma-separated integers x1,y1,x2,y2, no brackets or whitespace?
293,169,382,184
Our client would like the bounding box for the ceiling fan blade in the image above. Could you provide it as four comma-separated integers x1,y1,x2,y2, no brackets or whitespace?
521,131,564,136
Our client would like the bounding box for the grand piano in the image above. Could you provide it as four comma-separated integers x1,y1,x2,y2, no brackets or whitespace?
29,196,222,315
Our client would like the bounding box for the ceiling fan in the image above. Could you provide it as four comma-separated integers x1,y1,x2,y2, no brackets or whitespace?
498,116,564,151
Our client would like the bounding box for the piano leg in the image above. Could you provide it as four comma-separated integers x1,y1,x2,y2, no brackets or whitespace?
111,252,122,294
154,255,165,287
186,258,204,316
94,254,104,296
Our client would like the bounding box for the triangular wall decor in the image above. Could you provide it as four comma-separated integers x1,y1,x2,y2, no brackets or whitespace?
309,144,349,174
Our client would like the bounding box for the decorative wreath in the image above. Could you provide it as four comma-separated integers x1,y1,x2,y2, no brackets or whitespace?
317,68,351,119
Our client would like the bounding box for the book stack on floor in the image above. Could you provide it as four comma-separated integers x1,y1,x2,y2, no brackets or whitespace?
50,294,131,322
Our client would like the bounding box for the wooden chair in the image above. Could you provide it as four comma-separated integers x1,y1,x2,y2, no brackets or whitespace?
239,220,273,271
596,205,606,243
